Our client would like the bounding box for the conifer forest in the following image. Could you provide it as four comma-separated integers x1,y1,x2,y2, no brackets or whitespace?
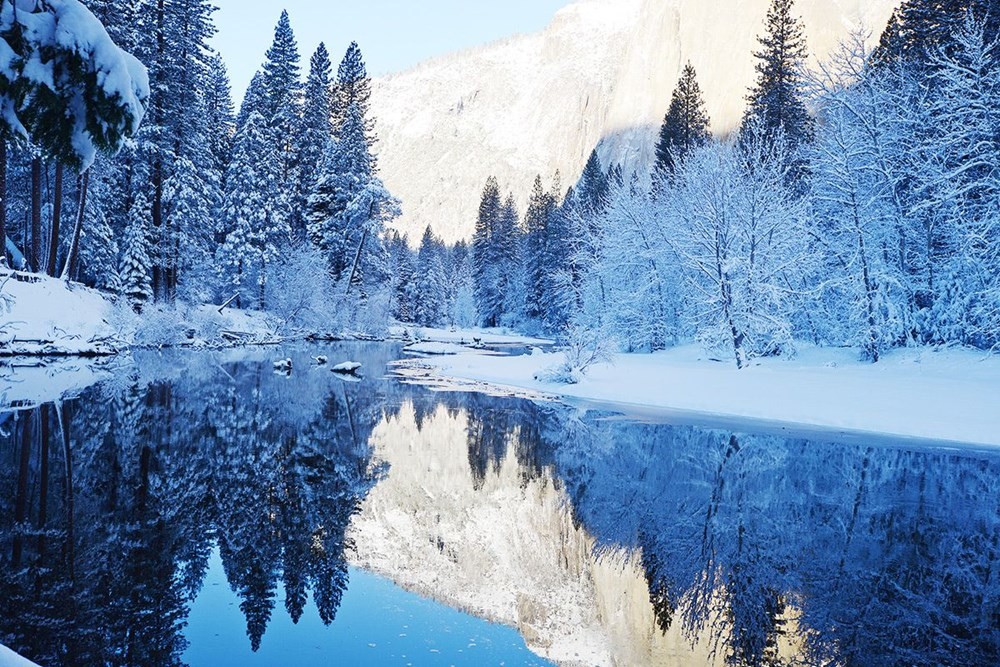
2,1,1000,666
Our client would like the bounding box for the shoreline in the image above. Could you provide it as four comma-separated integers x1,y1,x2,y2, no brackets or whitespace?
390,342,1000,449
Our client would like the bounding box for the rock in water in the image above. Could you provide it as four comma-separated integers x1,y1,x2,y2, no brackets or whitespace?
332,361,362,375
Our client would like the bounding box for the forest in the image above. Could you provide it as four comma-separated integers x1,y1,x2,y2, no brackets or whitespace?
1,0,998,368
458,0,1000,366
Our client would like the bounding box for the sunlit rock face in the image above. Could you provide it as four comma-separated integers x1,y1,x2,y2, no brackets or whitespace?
371,0,900,244
346,401,722,666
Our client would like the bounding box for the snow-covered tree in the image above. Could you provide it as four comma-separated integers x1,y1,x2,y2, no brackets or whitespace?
414,225,448,326
120,191,153,311
296,43,334,239
333,41,374,149
670,135,807,367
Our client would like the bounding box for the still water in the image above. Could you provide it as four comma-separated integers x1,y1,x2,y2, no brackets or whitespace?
1,343,998,666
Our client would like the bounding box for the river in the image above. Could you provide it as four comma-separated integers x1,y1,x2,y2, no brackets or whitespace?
1,343,998,666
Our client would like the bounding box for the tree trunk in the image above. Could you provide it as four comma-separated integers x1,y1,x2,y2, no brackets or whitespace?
46,163,64,276
0,142,7,267
61,170,90,281
31,157,41,272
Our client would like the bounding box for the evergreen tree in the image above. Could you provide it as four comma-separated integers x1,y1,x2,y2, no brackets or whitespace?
415,226,447,325
306,103,397,297
740,0,813,148
236,72,268,130
577,150,610,215
875,0,1000,69
523,175,557,322
654,62,711,177
387,232,418,323
295,43,334,239
120,193,153,312
472,176,503,327
203,53,236,187
261,10,302,122
333,41,375,148
258,10,302,239
219,111,285,308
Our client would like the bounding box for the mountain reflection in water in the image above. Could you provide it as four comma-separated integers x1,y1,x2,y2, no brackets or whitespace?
1,344,998,666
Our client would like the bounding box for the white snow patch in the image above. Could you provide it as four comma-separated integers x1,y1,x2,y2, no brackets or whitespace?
0,645,40,667
0,269,119,356
394,343,1000,448
391,325,552,347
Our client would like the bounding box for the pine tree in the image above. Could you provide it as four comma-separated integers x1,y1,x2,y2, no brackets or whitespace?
654,62,711,176
120,193,153,312
203,53,236,186
258,10,302,239
307,104,371,280
523,175,557,322
333,42,375,146
306,102,397,296
295,43,334,240
740,0,813,148
387,232,418,322
237,72,269,130
262,11,302,122
415,226,447,325
875,0,1000,69
577,150,610,215
472,177,503,327
219,111,284,308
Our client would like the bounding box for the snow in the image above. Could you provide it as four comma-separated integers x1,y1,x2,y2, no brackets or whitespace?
403,341,476,356
371,0,899,244
0,269,120,356
394,343,1000,448
0,270,283,356
331,361,362,374
0,645,40,667
390,325,552,347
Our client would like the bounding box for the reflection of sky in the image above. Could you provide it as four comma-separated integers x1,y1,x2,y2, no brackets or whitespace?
211,0,574,104
183,548,553,667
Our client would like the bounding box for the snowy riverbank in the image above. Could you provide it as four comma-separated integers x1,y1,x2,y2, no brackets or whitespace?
393,343,1000,448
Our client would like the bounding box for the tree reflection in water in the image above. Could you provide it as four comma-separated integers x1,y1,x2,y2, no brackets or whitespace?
0,346,391,666
1,344,998,666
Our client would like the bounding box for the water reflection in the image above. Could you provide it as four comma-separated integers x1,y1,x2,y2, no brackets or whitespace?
0,346,392,666
1,345,999,666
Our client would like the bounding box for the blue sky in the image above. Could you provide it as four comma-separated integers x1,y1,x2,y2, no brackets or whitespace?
211,0,573,104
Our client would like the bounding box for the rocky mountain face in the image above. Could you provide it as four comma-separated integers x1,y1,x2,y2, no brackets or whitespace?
370,0,899,244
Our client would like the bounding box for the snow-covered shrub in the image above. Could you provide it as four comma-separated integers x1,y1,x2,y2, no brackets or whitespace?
535,325,614,384
265,244,338,333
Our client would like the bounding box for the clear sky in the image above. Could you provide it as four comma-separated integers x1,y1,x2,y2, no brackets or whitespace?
211,0,574,105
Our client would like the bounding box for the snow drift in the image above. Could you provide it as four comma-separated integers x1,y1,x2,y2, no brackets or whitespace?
371,0,899,244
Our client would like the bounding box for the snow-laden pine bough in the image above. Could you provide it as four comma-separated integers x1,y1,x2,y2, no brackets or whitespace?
0,0,149,275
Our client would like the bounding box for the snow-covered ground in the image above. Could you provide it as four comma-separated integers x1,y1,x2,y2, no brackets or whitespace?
0,269,309,357
0,269,120,356
394,343,1000,448
0,645,40,667
389,324,552,347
